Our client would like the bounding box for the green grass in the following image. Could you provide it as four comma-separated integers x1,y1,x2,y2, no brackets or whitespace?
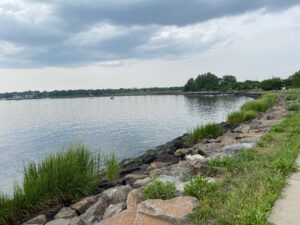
288,104,300,111
184,176,217,200
0,144,101,225
227,93,278,125
142,177,176,200
104,152,121,182
188,111,300,225
286,91,300,101
185,124,224,145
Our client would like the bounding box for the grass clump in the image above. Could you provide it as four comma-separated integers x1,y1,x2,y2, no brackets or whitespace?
142,177,176,200
185,123,224,145
0,144,101,225
104,152,120,182
189,110,300,225
184,176,217,200
227,111,245,125
288,104,300,111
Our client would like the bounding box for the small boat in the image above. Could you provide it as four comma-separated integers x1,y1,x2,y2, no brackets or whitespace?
110,96,115,100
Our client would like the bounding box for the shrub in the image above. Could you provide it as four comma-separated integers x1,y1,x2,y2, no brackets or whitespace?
286,93,298,101
243,110,259,120
104,152,120,182
185,123,224,145
0,144,101,224
241,94,278,113
227,111,245,125
142,177,176,200
184,176,217,199
288,104,300,111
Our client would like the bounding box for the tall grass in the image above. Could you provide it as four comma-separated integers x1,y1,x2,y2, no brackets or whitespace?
0,144,101,225
227,93,278,125
104,152,120,182
288,104,300,111
185,123,224,145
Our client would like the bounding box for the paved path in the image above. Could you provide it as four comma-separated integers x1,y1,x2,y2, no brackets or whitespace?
268,156,300,225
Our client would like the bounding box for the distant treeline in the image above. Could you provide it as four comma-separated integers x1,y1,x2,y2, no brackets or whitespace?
184,70,300,92
0,87,183,100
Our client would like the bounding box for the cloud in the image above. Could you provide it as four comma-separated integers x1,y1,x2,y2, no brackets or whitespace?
0,0,300,67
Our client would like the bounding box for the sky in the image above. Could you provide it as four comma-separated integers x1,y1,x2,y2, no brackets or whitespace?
0,0,300,92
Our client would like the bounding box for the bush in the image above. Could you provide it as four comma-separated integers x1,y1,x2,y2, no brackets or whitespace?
243,110,259,120
184,176,217,199
142,177,176,200
227,111,245,125
0,144,101,225
185,123,224,145
288,104,300,111
241,94,278,112
105,153,120,182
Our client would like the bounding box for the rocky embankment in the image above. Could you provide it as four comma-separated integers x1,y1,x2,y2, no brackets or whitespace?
23,95,287,225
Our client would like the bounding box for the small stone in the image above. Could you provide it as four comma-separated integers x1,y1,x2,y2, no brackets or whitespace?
125,174,148,186
71,195,99,215
55,207,77,219
133,177,151,188
146,162,170,172
22,214,47,225
103,203,125,220
126,189,142,209
174,148,191,157
138,196,199,223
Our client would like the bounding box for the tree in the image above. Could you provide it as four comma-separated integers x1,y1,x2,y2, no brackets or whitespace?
184,78,196,91
222,75,237,84
288,70,300,88
260,77,283,90
194,73,219,91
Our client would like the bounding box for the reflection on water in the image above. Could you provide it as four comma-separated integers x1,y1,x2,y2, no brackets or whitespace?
0,95,249,193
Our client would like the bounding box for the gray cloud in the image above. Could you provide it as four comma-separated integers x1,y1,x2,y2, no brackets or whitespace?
0,0,300,67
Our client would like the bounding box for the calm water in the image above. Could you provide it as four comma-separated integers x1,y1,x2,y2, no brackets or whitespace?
0,95,249,193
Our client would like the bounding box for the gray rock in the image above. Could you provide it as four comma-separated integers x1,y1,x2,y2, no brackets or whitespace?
126,189,142,209
102,185,132,205
132,177,151,188
45,219,70,225
174,148,191,157
68,218,87,225
156,175,187,195
80,196,108,224
102,203,125,220
71,195,99,215
22,214,47,225
124,174,148,186
55,207,77,219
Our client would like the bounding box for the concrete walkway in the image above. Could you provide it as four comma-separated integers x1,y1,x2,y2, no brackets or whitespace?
268,156,300,225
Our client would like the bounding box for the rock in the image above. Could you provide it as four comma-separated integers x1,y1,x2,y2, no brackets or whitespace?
191,164,226,176
103,203,125,220
125,174,148,186
266,112,277,120
22,214,47,225
102,185,132,205
186,154,206,168
126,189,142,209
234,125,251,133
68,217,87,225
221,143,254,155
191,143,220,156
146,162,170,172
80,196,108,224
55,207,77,219
154,154,179,164
132,177,151,188
174,148,191,157
71,195,99,215
156,175,187,195
138,196,199,223
46,219,70,225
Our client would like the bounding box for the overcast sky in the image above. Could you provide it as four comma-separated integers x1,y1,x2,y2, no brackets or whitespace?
0,0,300,92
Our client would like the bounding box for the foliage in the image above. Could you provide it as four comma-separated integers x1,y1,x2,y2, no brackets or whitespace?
185,123,224,145
259,77,283,91
189,109,300,225
142,177,176,200
104,152,121,182
288,70,300,88
288,104,300,111
227,111,246,125
243,110,259,120
0,144,101,225
184,176,217,199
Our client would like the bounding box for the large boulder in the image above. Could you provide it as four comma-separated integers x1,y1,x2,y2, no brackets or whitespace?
138,196,199,223
124,174,148,186
55,207,77,219
71,195,99,215
132,177,151,188
22,214,47,225
79,196,108,224
126,189,142,209
102,185,132,205
102,203,125,220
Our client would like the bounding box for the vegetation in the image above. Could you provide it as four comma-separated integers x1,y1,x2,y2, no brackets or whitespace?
142,177,176,200
185,123,224,145
288,104,300,111
184,176,217,200
227,93,278,125
104,152,121,182
188,102,300,224
0,144,100,225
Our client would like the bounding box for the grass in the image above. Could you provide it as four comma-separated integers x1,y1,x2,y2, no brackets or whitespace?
227,93,278,125
104,152,121,182
0,144,101,225
288,104,300,111
142,177,176,200
188,110,300,225
286,91,300,101
185,123,224,145
184,176,217,200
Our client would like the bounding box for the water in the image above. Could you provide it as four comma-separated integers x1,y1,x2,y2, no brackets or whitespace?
0,95,249,193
